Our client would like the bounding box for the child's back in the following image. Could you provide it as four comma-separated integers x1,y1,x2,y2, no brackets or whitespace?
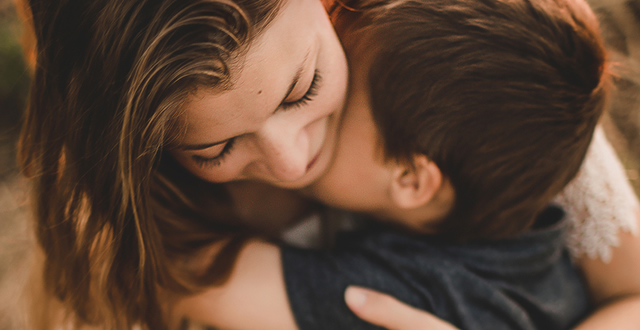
282,206,588,329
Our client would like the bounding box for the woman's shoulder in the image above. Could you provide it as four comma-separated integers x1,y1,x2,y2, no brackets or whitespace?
554,127,639,262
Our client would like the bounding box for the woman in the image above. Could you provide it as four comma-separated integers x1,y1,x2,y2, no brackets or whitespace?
18,0,640,328
21,0,351,328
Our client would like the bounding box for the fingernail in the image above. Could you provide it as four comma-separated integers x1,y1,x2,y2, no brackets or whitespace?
345,286,368,308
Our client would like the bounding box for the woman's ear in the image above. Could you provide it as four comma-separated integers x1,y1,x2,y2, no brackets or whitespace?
389,155,443,209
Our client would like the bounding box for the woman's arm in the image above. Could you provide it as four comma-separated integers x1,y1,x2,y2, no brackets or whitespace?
168,241,297,330
573,215,640,329
555,127,640,329
168,240,460,330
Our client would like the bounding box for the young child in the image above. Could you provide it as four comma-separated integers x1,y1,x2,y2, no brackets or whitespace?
172,0,620,329
281,0,605,328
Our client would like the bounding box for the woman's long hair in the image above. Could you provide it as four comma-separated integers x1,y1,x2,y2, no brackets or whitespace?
18,0,281,328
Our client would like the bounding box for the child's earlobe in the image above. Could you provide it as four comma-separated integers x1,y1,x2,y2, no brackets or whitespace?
390,156,443,209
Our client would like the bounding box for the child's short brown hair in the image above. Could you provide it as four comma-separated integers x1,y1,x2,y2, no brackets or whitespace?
335,0,609,241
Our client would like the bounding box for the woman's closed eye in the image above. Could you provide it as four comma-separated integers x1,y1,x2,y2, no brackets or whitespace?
191,138,236,168
281,70,321,110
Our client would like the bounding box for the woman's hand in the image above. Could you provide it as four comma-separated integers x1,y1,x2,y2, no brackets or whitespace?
345,286,460,330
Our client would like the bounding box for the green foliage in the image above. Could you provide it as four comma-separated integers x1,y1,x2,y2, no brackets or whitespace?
0,5,29,130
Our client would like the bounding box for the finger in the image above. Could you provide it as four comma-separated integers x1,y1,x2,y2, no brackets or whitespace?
345,286,459,330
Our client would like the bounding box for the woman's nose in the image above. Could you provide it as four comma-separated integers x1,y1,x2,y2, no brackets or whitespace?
257,119,310,182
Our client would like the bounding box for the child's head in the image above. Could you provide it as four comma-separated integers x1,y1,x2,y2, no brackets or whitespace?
311,0,609,240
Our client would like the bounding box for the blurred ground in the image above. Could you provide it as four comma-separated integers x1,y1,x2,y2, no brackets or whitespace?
0,0,639,329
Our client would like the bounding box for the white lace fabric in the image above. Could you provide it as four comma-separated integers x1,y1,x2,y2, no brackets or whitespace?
554,127,639,263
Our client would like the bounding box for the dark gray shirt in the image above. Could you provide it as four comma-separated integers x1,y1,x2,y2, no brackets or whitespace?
281,206,590,330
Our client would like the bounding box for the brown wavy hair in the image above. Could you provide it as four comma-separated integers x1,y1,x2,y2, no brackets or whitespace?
18,0,282,328
334,0,610,241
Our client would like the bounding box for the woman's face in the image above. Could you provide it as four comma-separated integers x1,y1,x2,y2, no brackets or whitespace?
170,0,348,189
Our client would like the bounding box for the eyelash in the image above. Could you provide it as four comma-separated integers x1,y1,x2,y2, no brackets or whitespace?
192,138,236,168
192,70,322,168
281,70,321,110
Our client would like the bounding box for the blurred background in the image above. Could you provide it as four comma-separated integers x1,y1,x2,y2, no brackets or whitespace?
0,0,31,328
0,0,639,328
0,0,27,176
0,0,27,168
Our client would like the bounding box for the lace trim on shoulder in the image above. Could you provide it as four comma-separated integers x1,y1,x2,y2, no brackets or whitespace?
554,127,639,263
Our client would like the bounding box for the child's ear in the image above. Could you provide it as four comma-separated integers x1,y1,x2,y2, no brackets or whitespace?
390,155,442,209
